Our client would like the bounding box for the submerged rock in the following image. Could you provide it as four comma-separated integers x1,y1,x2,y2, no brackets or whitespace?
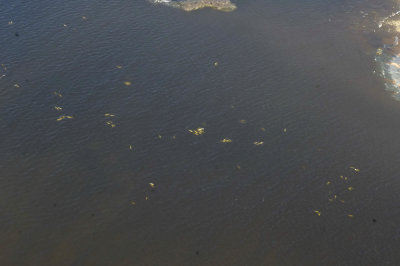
151,0,237,12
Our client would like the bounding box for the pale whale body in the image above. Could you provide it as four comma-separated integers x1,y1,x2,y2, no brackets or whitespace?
149,0,237,12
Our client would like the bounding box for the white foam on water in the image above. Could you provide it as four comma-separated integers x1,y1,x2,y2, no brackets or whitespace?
378,10,400,28
376,50,400,99
373,4,400,100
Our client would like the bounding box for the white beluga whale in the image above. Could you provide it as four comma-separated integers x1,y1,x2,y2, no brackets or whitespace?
149,0,237,12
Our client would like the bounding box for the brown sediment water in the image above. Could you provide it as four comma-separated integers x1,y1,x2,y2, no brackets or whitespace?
2,0,400,265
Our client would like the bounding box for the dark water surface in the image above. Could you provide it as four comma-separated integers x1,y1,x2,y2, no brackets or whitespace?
2,0,400,265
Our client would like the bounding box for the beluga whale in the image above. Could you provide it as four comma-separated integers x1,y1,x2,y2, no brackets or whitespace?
149,0,237,12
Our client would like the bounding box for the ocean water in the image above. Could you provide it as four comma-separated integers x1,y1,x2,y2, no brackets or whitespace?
1,0,400,265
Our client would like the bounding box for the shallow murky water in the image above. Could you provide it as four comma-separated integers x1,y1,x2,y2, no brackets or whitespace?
1,0,400,265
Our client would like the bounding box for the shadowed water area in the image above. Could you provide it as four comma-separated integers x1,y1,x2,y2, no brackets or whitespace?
2,0,400,265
